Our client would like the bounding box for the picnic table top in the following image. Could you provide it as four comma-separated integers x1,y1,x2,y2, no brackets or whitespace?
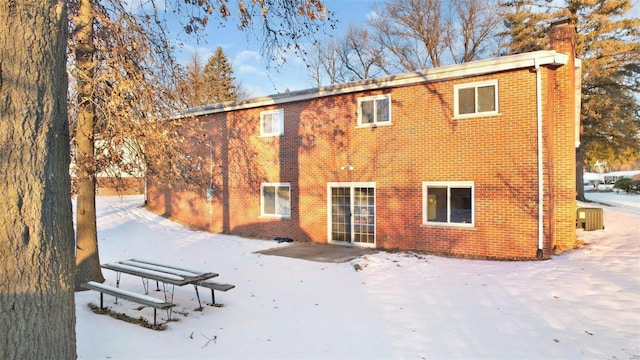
101,259,218,286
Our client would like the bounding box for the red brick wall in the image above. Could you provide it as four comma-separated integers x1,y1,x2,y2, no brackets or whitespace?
146,32,578,260
548,22,578,252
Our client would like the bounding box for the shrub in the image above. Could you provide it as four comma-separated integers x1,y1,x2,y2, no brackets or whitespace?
614,178,640,194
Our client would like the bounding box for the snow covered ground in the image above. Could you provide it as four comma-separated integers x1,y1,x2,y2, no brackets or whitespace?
75,191,640,359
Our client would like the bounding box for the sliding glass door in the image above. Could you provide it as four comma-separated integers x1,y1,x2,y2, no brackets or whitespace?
328,183,375,246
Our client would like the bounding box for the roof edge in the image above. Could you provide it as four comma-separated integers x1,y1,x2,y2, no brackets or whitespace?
171,50,569,120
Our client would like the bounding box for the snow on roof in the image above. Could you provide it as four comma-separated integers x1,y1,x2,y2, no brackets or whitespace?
583,172,604,182
584,170,640,182
604,170,640,178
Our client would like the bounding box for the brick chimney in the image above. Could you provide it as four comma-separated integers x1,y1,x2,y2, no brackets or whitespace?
549,17,577,57
546,16,579,256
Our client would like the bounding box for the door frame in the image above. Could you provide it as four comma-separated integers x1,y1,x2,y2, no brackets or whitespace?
326,182,376,248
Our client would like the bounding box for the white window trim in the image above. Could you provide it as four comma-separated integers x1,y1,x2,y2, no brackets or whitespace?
422,181,475,227
357,94,392,127
453,80,499,119
260,182,291,219
259,109,284,137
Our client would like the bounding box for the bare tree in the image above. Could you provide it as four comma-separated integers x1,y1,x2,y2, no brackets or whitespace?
366,0,501,73
338,26,386,80
306,26,386,86
307,38,346,86
447,0,502,63
368,0,451,71
308,0,501,85
306,42,324,87
1,0,77,357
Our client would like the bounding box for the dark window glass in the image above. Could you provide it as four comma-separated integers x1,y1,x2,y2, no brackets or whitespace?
477,85,496,112
361,100,374,124
458,88,476,114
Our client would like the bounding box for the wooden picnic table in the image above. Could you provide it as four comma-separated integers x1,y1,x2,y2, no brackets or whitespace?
101,259,218,309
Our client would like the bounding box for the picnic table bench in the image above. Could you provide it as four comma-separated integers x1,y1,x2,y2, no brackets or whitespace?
198,279,236,305
101,259,234,308
81,281,175,325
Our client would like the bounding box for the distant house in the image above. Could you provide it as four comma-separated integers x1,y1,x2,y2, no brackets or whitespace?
146,20,581,260
70,138,145,195
603,171,640,184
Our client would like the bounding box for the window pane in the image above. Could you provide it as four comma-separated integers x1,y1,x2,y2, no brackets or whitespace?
331,187,351,242
477,85,496,112
262,114,273,134
263,186,275,214
427,187,448,222
272,112,282,134
376,98,389,122
458,88,476,114
277,186,291,216
270,119,279,135
450,187,472,223
361,100,374,124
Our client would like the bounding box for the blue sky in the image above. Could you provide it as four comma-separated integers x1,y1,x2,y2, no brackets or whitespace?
172,0,377,97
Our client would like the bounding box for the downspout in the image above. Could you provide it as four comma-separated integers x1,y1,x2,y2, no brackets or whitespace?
535,58,544,259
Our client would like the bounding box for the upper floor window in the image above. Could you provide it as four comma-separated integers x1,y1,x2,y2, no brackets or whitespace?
261,182,291,218
422,181,474,227
260,109,284,136
454,80,498,118
358,94,391,127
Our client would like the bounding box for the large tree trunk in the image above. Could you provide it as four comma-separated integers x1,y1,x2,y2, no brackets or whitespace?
576,143,587,201
0,1,77,358
74,0,104,289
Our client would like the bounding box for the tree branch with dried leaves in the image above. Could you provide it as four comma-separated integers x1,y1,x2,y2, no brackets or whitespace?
68,0,334,288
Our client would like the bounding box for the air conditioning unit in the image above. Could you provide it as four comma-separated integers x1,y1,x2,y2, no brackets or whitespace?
576,207,604,231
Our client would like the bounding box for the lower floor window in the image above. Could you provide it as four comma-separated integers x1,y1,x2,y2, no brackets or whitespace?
261,183,291,218
423,182,474,226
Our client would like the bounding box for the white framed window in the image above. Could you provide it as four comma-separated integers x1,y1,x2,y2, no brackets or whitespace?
357,94,391,127
422,181,474,227
260,109,284,136
261,182,291,218
454,80,498,118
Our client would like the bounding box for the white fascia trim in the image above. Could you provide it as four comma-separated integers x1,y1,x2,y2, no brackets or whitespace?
171,50,569,120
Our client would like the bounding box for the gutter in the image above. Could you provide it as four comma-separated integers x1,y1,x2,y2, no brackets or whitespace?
534,58,544,259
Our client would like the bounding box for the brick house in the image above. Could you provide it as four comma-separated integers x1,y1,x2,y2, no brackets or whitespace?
146,20,580,260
